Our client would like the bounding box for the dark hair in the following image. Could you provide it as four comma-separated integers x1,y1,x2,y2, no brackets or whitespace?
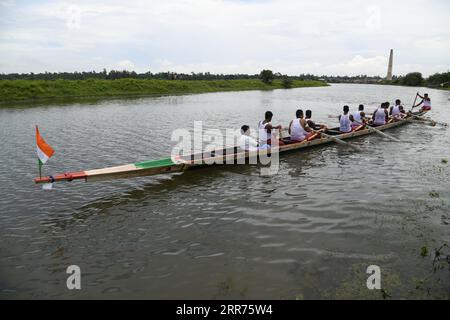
424,93,428,96
395,99,401,104
241,125,249,134
305,110,312,118
385,101,390,106
381,102,386,108
265,111,273,120
358,104,364,110
296,109,303,118
343,105,349,112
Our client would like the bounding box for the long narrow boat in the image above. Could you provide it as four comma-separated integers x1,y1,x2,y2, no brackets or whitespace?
33,110,428,185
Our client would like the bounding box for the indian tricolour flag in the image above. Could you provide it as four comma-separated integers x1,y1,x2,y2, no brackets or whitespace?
36,126,54,189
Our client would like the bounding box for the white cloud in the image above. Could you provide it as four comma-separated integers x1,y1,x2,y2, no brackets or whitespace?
0,0,15,7
115,59,135,71
0,0,449,76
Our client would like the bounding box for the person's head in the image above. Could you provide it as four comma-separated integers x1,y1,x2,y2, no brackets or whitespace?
241,125,250,135
424,93,429,99
395,99,401,105
265,111,273,121
296,109,304,118
358,104,364,111
385,102,390,107
380,102,385,108
305,110,312,118
343,105,349,113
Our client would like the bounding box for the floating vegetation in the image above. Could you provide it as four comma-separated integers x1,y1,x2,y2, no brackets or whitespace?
295,293,304,300
381,289,391,299
215,276,248,298
432,244,450,273
420,246,428,257
429,191,440,198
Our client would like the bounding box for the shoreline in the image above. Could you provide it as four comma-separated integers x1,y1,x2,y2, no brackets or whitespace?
328,81,450,91
0,78,327,106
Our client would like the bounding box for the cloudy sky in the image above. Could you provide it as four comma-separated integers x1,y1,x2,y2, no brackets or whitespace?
0,0,449,76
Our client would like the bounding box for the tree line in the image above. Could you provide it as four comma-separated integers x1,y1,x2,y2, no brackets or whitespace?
0,69,308,81
0,69,325,82
390,71,450,88
0,69,448,88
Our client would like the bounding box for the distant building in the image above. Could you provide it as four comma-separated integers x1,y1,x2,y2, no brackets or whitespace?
386,49,393,81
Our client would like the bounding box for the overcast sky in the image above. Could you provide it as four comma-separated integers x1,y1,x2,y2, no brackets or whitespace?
0,0,449,76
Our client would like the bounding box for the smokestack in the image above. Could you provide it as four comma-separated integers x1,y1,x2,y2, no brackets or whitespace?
386,49,393,80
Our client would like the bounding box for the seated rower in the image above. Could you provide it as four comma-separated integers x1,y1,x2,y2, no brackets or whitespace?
384,101,391,122
288,109,314,142
372,102,389,126
258,111,285,146
390,99,406,120
239,125,268,151
351,104,366,129
305,110,327,132
414,93,431,111
339,105,353,133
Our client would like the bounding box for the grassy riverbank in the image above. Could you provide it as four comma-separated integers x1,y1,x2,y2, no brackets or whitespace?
0,78,327,104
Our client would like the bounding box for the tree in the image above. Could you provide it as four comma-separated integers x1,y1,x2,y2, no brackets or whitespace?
401,72,424,86
259,69,274,84
281,77,293,89
427,72,450,87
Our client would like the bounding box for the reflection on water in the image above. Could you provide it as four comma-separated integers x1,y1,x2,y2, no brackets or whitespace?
0,84,449,299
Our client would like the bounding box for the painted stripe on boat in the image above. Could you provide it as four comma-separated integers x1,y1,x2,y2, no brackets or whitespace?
134,157,176,169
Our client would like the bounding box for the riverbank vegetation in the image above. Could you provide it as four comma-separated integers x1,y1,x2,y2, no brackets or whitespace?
387,72,450,89
0,78,327,103
318,72,450,90
1,68,447,104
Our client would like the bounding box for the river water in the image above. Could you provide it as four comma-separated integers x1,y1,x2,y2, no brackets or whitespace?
0,84,449,299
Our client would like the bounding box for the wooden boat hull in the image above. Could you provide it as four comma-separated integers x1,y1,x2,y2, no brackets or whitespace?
33,111,428,184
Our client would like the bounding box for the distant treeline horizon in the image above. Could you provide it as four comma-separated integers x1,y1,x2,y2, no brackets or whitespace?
0,69,448,88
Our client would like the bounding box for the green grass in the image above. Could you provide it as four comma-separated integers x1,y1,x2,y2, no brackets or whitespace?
0,78,327,104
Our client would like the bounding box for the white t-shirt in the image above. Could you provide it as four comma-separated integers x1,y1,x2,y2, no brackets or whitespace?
258,120,271,143
239,134,258,151
340,114,352,132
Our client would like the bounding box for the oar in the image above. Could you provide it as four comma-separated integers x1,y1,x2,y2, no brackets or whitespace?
408,114,448,127
312,129,362,151
425,118,447,127
353,120,401,142
281,128,361,151
409,92,419,112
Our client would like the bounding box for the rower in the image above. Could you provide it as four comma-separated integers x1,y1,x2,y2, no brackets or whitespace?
305,110,327,131
339,105,353,133
258,111,284,146
288,109,314,142
351,104,366,129
239,125,268,151
390,99,406,120
372,102,389,126
414,93,431,111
